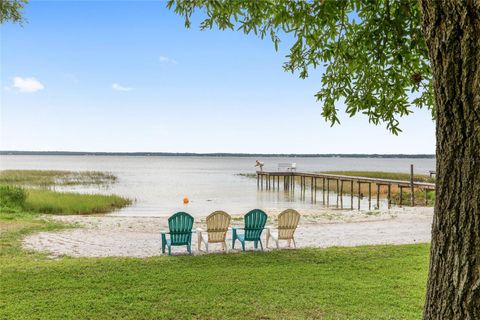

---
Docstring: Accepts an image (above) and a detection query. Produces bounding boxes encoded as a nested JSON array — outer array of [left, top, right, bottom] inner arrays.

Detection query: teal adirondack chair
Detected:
[[232, 209, 268, 251], [161, 212, 194, 255]]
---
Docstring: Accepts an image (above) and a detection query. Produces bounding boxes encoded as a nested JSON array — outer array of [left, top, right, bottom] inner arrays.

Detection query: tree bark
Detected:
[[421, 0, 480, 319]]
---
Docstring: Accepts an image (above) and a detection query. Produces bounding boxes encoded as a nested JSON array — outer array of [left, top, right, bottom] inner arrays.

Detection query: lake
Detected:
[[0, 155, 435, 216]]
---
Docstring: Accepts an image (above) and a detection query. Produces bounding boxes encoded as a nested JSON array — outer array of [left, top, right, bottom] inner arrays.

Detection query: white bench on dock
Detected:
[[278, 163, 296, 172]]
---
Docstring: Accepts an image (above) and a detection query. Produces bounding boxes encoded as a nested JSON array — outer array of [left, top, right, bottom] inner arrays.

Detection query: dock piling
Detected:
[[340, 180, 344, 209], [388, 184, 391, 209], [310, 177, 313, 199], [322, 178, 326, 203], [368, 182, 372, 210], [400, 186, 404, 207], [376, 184, 380, 209], [410, 164, 415, 206], [336, 179, 340, 208], [350, 180, 354, 210], [357, 181, 361, 210], [326, 179, 330, 207]]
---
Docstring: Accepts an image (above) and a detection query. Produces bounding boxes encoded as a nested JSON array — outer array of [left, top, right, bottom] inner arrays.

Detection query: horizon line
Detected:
[[0, 150, 436, 158]]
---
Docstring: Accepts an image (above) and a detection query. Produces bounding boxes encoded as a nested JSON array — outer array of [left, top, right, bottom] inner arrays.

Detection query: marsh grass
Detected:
[[24, 189, 131, 215], [0, 170, 117, 187], [236, 173, 257, 179], [0, 170, 130, 214], [0, 211, 429, 319]]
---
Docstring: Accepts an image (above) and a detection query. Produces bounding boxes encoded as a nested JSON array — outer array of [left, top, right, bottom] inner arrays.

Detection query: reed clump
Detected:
[[22, 189, 131, 215]]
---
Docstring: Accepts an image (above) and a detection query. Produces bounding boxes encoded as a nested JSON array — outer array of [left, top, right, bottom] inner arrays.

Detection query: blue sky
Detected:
[[0, 1, 435, 154]]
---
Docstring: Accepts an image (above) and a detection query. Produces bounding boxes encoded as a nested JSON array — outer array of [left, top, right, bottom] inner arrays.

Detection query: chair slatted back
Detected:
[[206, 211, 231, 243], [278, 209, 300, 240], [168, 212, 194, 245], [244, 209, 267, 241]]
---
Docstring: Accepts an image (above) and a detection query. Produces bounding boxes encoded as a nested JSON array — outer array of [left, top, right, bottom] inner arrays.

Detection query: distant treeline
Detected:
[[0, 151, 435, 159]]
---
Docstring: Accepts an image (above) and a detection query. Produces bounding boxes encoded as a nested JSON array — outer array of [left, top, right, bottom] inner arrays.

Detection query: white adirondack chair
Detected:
[[266, 209, 301, 248], [197, 211, 231, 252]]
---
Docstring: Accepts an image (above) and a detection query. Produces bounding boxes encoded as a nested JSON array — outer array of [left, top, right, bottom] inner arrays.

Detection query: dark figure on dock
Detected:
[[255, 160, 264, 172]]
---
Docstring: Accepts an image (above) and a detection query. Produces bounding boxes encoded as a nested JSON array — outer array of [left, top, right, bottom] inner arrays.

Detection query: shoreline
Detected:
[[23, 207, 433, 258]]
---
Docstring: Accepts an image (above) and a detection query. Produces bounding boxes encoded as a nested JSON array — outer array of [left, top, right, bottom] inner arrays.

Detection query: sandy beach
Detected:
[[23, 207, 433, 258]]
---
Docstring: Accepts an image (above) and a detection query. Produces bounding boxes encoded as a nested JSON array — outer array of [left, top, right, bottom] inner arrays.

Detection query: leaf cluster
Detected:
[[0, 0, 28, 25], [167, 0, 434, 134]]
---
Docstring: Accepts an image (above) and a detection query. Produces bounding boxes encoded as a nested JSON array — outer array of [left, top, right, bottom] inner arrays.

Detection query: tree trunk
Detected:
[[421, 0, 480, 319]]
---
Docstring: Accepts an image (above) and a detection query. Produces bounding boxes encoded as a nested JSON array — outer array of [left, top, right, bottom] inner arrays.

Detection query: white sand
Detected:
[[22, 207, 433, 258]]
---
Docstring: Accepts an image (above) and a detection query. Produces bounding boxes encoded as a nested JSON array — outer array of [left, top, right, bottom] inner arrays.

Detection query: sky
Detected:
[[0, 1, 435, 154]]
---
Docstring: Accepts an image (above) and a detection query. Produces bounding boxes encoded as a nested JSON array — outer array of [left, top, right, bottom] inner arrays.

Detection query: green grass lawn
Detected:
[[0, 211, 429, 320]]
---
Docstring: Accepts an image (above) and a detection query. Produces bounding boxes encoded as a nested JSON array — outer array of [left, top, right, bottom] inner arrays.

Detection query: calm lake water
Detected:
[[0, 155, 435, 216]]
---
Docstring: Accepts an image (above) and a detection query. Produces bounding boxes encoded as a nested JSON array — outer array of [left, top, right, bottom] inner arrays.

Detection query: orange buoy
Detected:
[[183, 196, 189, 204]]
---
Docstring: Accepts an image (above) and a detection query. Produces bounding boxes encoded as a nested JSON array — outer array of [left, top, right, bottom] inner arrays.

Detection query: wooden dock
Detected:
[[256, 171, 435, 210]]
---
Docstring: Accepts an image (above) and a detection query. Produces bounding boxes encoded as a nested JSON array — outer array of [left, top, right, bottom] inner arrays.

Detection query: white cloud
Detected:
[[112, 83, 132, 92], [159, 55, 177, 64], [8, 77, 45, 93]]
